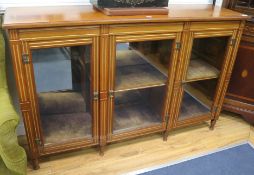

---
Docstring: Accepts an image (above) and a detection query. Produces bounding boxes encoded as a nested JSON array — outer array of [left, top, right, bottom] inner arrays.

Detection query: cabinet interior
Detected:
[[186, 36, 229, 82], [113, 40, 173, 134], [32, 46, 93, 145], [113, 87, 165, 134], [235, 0, 254, 8], [176, 36, 229, 121], [179, 76, 218, 121]]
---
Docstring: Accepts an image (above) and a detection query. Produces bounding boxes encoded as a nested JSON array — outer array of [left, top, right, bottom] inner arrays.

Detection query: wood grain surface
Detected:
[[5, 4, 249, 169], [3, 5, 249, 29], [186, 59, 220, 81]]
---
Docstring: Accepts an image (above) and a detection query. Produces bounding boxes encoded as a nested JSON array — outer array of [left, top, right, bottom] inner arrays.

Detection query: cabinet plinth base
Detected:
[[223, 98, 254, 125]]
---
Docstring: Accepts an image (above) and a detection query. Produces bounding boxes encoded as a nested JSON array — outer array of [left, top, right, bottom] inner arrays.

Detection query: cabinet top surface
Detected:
[[3, 4, 249, 29]]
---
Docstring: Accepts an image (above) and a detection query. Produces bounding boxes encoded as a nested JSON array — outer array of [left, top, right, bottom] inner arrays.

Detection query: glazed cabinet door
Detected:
[[106, 23, 183, 142], [19, 27, 100, 155], [169, 23, 239, 128]]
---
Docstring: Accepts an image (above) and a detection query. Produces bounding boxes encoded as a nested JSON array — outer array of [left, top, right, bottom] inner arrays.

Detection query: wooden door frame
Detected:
[[166, 23, 240, 133], [104, 24, 183, 143], [23, 37, 100, 155], [9, 26, 101, 168]]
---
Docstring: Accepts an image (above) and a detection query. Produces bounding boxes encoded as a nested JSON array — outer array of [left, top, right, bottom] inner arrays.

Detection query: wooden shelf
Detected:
[[42, 112, 92, 145], [131, 49, 168, 76], [116, 50, 147, 67], [113, 102, 161, 134], [115, 50, 167, 92], [184, 84, 213, 108], [179, 92, 210, 121], [38, 92, 92, 145], [186, 59, 220, 82], [113, 87, 163, 134]]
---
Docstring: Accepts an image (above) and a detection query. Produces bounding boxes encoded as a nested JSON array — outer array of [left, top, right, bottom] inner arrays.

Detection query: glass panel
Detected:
[[179, 36, 230, 121], [236, 0, 250, 7], [186, 36, 229, 82], [250, 0, 254, 8], [114, 87, 165, 133], [179, 79, 218, 120], [32, 46, 92, 145], [113, 40, 173, 134]]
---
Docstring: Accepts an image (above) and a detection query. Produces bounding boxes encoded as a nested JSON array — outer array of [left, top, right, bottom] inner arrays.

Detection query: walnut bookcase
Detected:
[[3, 5, 248, 169]]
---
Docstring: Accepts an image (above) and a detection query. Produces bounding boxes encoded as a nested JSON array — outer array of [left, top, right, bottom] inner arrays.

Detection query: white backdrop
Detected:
[[0, 0, 213, 9]]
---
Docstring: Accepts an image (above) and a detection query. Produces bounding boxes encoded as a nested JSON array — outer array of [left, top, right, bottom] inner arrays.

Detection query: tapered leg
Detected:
[[31, 158, 40, 170], [210, 119, 217, 130], [99, 145, 105, 156], [163, 131, 169, 141]]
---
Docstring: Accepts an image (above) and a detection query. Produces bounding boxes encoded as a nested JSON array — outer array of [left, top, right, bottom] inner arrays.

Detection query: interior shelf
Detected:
[[186, 59, 220, 82], [131, 49, 168, 76], [42, 112, 92, 145], [115, 50, 167, 92], [183, 84, 213, 108], [113, 87, 164, 134], [38, 91, 92, 145], [179, 92, 210, 121], [178, 36, 228, 121], [114, 102, 161, 134]]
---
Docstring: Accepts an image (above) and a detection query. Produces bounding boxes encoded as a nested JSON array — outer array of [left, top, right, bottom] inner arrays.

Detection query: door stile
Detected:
[[172, 31, 195, 128], [8, 29, 40, 169], [173, 30, 194, 128], [166, 22, 192, 132], [22, 41, 45, 149], [212, 21, 246, 124], [92, 36, 100, 143], [99, 25, 110, 154], [163, 32, 182, 131], [209, 33, 236, 121], [107, 35, 116, 141]]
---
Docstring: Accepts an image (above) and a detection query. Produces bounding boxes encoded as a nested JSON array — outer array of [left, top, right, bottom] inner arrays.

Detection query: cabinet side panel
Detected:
[[8, 29, 40, 167], [215, 21, 245, 119], [99, 25, 109, 149]]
